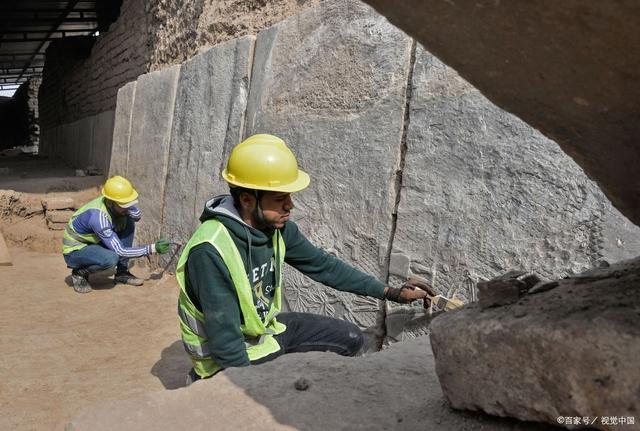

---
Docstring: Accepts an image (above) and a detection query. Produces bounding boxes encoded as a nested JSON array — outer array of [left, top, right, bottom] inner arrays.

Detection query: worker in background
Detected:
[[177, 134, 428, 384], [62, 175, 170, 293]]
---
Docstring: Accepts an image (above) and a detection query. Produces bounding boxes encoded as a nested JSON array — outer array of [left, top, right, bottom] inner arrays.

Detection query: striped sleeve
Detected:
[[127, 205, 142, 222], [94, 211, 151, 258]]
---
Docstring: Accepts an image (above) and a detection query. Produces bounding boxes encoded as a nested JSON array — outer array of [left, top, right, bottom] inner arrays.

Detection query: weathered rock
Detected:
[[42, 196, 75, 211], [360, 0, 640, 228], [386, 47, 640, 339], [245, 0, 412, 333], [47, 220, 67, 231], [160, 36, 254, 257], [430, 258, 640, 430], [126, 65, 180, 244], [16, 196, 44, 217], [109, 81, 136, 177], [46, 210, 74, 224], [67, 337, 553, 431], [477, 271, 541, 309]]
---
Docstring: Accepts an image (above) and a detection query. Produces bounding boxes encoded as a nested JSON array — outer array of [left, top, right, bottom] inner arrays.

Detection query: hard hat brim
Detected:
[[223, 169, 310, 193], [116, 199, 139, 208], [102, 188, 139, 206]]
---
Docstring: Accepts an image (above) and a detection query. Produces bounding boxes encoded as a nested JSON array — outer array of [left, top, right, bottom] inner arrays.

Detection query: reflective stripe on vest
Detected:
[[176, 219, 286, 378], [62, 197, 112, 255]]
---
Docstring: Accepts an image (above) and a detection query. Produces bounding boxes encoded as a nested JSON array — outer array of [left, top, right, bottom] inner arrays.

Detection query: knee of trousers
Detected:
[[104, 251, 120, 268], [344, 324, 364, 355]]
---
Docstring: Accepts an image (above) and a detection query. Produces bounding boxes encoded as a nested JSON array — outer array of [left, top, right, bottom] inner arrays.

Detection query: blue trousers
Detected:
[[63, 217, 135, 274]]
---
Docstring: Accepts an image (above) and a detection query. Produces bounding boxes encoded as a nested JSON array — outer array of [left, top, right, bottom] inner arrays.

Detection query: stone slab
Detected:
[[47, 220, 67, 231], [67, 336, 552, 431], [160, 36, 254, 257], [42, 196, 75, 211], [127, 65, 180, 245], [387, 47, 640, 340], [245, 0, 412, 332], [92, 110, 115, 175], [430, 258, 640, 430], [109, 81, 136, 177], [77, 116, 95, 169], [46, 210, 74, 224], [0, 230, 12, 266]]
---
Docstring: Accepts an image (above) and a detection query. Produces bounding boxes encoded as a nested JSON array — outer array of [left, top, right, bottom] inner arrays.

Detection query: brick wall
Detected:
[[39, 0, 149, 131], [38, 0, 322, 165]]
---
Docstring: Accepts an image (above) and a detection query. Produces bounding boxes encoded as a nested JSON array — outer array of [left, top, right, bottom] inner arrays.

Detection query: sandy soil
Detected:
[[0, 154, 191, 430], [0, 247, 191, 431], [0, 154, 103, 253]]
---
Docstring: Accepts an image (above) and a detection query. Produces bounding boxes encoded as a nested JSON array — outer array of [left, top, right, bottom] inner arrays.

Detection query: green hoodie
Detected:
[[184, 195, 385, 368]]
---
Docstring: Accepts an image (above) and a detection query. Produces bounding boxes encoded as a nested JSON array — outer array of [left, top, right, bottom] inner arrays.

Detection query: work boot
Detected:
[[70, 269, 91, 294], [114, 270, 144, 286]]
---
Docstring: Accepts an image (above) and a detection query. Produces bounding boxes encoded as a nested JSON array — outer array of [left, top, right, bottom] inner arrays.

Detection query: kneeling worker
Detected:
[[63, 175, 170, 293], [178, 134, 428, 383]]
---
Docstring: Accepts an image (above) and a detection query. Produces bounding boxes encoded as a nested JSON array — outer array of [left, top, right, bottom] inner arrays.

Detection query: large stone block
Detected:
[[387, 48, 640, 340], [160, 36, 254, 253], [109, 81, 136, 177], [430, 258, 640, 429], [361, 0, 640, 228], [77, 116, 95, 169], [245, 0, 413, 332], [42, 196, 75, 210], [92, 110, 115, 175], [127, 65, 180, 244]]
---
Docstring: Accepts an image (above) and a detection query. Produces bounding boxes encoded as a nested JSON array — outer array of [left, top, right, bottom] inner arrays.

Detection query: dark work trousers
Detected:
[[251, 311, 364, 364], [186, 312, 364, 384], [63, 217, 135, 274]]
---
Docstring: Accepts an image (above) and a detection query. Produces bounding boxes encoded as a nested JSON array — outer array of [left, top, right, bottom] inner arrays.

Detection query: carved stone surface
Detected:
[[109, 82, 137, 177], [245, 0, 413, 332], [160, 36, 254, 255], [126, 65, 180, 244], [385, 48, 640, 340], [360, 0, 640, 227]]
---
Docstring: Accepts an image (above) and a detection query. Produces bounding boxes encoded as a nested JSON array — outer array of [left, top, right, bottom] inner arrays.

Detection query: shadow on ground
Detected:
[[63, 270, 117, 291], [150, 340, 193, 390]]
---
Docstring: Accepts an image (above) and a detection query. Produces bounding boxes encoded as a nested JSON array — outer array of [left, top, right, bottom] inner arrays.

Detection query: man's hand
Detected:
[[154, 239, 170, 254], [384, 285, 428, 304], [383, 276, 436, 304], [403, 276, 437, 297]]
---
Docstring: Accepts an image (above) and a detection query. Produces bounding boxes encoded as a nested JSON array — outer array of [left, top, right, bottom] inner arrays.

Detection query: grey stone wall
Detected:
[[385, 48, 640, 342], [107, 0, 640, 345], [39, 111, 114, 175], [245, 0, 413, 334]]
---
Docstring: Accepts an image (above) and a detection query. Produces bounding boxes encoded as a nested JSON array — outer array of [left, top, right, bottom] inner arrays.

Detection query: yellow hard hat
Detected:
[[222, 134, 310, 193], [102, 175, 139, 207]]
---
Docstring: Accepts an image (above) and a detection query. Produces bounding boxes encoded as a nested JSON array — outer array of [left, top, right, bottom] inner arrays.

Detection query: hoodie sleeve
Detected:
[[281, 222, 385, 299], [185, 243, 250, 368]]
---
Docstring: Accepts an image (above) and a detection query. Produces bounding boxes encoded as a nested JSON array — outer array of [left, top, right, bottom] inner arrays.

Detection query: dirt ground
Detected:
[[0, 248, 190, 431], [0, 154, 191, 430]]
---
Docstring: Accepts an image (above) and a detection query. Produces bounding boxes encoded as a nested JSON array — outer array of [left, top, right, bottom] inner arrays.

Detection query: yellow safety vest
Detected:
[[176, 219, 286, 378], [62, 197, 112, 254]]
